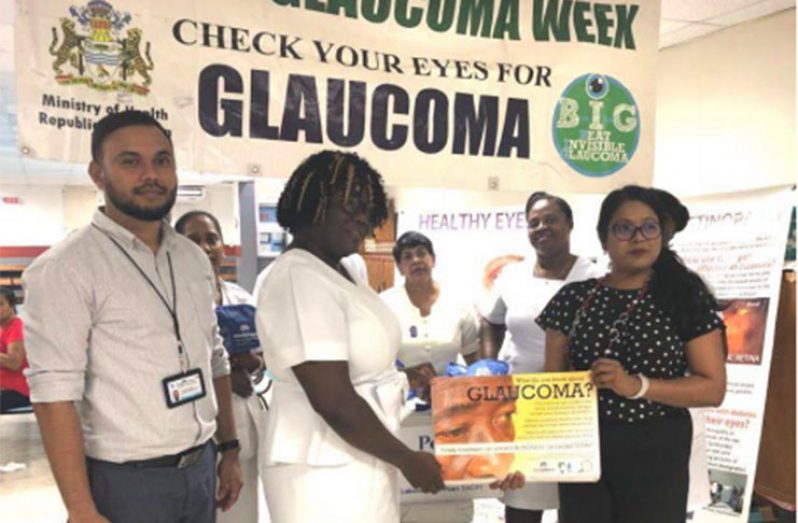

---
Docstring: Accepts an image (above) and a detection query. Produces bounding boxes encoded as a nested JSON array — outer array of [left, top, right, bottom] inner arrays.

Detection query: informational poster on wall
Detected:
[[397, 186, 792, 519], [15, 0, 660, 191], [671, 189, 793, 523]]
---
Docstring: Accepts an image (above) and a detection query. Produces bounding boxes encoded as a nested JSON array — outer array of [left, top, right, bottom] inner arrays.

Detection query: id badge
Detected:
[[162, 368, 207, 409]]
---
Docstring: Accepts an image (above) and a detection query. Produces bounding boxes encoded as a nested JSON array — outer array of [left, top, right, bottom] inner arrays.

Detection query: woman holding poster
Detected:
[[479, 191, 601, 523], [538, 186, 727, 523], [254, 151, 446, 522]]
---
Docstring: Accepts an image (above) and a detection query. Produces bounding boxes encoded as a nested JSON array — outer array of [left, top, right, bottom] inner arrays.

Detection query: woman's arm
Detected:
[[292, 361, 444, 493], [479, 317, 506, 360], [544, 329, 570, 372], [0, 340, 26, 371], [591, 329, 727, 408]]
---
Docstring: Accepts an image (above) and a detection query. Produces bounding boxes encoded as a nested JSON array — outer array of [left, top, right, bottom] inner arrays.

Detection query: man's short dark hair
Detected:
[[392, 231, 435, 263], [91, 110, 172, 161]]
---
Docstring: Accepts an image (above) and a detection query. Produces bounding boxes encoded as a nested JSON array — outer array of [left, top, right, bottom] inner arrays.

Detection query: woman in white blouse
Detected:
[[479, 191, 602, 523], [255, 151, 447, 523], [381, 231, 480, 398], [381, 231, 480, 523]]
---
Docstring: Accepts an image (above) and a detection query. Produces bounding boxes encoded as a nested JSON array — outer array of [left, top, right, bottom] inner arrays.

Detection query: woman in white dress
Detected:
[[479, 192, 602, 523], [175, 210, 270, 523], [380, 231, 480, 523], [255, 151, 447, 523]]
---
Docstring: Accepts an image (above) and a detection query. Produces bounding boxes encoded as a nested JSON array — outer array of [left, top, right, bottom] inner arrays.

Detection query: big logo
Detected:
[[49, 0, 153, 95], [552, 73, 640, 177]]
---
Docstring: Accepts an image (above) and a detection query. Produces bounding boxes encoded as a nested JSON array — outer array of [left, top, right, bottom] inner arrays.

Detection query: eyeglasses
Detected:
[[610, 221, 661, 241]]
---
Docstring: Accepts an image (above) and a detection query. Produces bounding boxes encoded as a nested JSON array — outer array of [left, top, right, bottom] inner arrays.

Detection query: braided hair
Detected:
[[597, 185, 720, 340], [277, 150, 388, 231]]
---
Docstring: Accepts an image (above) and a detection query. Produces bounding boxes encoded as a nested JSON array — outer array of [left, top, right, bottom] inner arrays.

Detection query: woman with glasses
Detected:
[[537, 186, 727, 523]]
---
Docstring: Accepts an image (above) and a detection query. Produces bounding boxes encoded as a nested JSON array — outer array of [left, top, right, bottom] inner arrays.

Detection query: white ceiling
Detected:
[[0, 0, 794, 186]]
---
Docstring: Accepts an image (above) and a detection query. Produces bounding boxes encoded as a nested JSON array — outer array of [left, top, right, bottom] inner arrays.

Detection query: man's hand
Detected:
[[216, 452, 243, 511]]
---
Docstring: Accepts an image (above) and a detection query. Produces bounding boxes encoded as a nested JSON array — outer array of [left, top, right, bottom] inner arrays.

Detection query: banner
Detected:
[[431, 372, 600, 484], [15, 0, 660, 191], [397, 186, 793, 520], [672, 189, 793, 522]]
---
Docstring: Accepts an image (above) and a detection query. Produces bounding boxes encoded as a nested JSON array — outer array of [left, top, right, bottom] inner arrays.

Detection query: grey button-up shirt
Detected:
[[23, 209, 230, 462]]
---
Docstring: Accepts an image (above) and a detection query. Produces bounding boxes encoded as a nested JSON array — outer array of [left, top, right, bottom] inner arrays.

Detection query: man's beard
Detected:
[[105, 179, 177, 222]]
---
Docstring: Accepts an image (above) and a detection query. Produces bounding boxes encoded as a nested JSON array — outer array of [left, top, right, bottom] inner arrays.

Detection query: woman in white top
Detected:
[[479, 191, 602, 523], [381, 231, 480, 396], [175, 210, 269, 523], [255, 151, 448, 523], [380, 231, 479, 523]]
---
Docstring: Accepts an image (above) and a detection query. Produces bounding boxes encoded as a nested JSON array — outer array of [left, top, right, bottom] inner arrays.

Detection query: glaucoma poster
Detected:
[[430, 372, 599, 492]]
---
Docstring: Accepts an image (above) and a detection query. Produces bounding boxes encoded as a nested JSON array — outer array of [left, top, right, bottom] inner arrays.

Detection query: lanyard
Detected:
[[569, 276, 649, 356], [92, 224, 188, 370]]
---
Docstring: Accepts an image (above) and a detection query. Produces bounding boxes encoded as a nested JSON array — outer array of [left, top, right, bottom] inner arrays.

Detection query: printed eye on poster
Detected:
[[16, 0, 660, 192]]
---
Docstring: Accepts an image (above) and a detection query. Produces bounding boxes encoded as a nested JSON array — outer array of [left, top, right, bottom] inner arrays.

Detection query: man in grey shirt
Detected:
[[23, 110, 243, 522]]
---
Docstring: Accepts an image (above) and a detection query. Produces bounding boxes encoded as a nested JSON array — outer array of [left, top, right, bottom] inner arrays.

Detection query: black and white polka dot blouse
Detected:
[[536, 279, 724, 424]]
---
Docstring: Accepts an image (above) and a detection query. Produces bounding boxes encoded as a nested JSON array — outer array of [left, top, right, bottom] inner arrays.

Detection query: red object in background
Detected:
[[1, 196, 22, 205], [722, 298, 769, 365]]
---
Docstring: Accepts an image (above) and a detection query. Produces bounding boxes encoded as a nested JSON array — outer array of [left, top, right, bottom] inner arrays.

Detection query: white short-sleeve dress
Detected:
[[479, 256, 602, 510], [256, 249, 407, 523]]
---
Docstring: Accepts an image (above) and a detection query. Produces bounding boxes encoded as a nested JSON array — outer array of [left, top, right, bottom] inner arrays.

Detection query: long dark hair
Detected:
[[597, 185, 720, 339]]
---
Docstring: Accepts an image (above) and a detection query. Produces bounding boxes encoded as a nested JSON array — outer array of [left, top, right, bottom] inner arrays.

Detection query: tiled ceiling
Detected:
[[0, 0, 794, 186]]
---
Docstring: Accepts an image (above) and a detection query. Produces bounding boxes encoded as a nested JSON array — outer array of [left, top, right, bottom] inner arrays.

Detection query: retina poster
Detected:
[[670, 188, 793, 523]]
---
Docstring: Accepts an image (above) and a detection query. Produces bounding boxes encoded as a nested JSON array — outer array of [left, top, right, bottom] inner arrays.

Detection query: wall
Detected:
[[0, 183, 240, 247], [63, 185, 98, 233], [0, 185, 64, 245], [654, 9, 795, 195], [171, 183, 239, 245]]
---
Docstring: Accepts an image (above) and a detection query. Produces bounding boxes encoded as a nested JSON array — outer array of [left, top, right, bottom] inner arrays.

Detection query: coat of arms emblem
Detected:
[[49, 0, 153, 95]]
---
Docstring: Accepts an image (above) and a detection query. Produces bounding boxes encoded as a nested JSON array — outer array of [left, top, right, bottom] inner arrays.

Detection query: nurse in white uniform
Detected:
[[175, 210, 270, 523], [479, 192, 602, 523], [380, 231, 479, 523], [255, 151, 445, 523]]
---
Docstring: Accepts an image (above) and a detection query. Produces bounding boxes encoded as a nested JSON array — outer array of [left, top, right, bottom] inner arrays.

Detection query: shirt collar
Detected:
[[91, 208, 178, 251]]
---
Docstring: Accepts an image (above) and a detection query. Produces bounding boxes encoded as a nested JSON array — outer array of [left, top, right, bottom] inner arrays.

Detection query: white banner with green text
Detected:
[[16, 0, 659, 191]]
